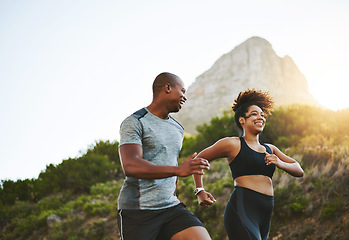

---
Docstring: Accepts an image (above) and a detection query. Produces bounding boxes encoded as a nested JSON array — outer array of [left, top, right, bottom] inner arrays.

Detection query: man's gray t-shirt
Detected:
[[118, 108, 184, 210]]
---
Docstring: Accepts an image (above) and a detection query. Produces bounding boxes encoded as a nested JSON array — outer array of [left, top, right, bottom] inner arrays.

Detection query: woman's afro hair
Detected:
[[232, 89, 275, 115]]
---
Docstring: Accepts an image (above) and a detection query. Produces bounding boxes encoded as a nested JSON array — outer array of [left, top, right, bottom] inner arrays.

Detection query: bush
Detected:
[[273, 182, 308, 220], [36, 195, 64, 212], [82, 200, 113, 217], [78, 219, 111, 240], [49, 215, 84, 240], [90, 181, 123, 201], [320, 197, 343, 219]]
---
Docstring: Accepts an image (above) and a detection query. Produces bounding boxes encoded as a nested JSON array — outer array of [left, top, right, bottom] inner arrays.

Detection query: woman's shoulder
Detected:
[[263, 142, 276, 148], [263, 143, 278, 153], [218, 137, 241, 162], [216, 136, 241, 149]]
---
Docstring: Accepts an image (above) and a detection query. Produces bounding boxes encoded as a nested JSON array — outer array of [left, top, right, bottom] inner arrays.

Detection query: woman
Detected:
[[193, 89, 304, 240]]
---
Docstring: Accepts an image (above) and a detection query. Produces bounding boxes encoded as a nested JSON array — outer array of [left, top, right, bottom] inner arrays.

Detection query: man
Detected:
[[117, 72, 212, 240]]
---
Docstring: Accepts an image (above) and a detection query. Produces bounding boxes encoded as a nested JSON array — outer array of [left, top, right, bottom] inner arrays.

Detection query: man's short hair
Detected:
[[152, 72, 180, 96]]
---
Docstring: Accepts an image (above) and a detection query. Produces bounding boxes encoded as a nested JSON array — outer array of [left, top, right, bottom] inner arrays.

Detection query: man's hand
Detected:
[[177, 153, 210, 177], [197, 191, 216, 208]]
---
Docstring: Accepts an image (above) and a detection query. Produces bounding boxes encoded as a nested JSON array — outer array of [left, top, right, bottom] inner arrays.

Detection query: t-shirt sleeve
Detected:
[[119, 116, 143, 146]]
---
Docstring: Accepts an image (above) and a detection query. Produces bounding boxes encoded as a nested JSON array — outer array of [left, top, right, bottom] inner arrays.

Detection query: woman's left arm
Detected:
[[265, 145, 304, 177]]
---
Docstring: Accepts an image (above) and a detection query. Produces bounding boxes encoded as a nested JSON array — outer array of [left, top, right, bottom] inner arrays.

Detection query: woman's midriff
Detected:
[[234, 175, 274, 196]]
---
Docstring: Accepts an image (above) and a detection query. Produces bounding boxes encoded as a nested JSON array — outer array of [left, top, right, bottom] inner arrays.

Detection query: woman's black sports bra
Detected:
[[229, 137, 275, 179]]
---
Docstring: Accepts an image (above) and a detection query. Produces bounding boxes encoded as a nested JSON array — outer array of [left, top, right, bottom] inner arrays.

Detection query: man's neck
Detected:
[[146, 104, 170, 120]]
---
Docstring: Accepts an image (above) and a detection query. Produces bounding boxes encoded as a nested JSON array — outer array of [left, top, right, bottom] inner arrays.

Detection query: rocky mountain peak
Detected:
[[173, 36, 319, 133]]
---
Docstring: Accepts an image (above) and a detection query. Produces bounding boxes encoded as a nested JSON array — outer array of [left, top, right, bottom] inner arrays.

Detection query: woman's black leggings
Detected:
[[223, 186, 274, 240]]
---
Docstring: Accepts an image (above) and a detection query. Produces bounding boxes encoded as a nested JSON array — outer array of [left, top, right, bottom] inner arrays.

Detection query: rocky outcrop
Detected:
[[173, 36, 319, 133], [47, 214, 62, 228]]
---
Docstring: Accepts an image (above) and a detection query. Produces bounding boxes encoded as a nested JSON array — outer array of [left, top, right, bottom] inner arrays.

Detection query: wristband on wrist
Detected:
[[194, 187, 205, 195]]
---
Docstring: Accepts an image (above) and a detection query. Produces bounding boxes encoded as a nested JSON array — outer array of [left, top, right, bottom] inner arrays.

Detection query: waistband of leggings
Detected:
[[235, 186, 274, 199]]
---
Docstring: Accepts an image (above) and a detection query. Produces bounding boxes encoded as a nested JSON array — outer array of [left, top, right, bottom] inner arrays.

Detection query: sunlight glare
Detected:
[[309, 70, 349, 111]]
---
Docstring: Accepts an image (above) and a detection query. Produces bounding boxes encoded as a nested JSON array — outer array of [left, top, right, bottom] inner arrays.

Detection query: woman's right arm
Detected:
[[193, 137, 238, 207]]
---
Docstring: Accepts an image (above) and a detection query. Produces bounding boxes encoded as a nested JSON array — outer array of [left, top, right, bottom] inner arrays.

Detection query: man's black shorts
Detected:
[[117, 203, 205, 240]]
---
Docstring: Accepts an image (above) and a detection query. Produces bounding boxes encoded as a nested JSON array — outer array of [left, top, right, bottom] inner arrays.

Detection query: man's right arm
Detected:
[[119, 144, 210, 179]]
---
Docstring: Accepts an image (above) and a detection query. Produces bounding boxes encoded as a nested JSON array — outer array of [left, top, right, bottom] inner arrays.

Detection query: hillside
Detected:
[[1, 105, 348, 240]]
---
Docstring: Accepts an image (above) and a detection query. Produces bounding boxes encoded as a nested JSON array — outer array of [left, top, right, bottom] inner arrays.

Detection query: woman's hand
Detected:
[[265, 150, 304, 177], [264, 151, 284, 168], [197, 191, 216, 208]]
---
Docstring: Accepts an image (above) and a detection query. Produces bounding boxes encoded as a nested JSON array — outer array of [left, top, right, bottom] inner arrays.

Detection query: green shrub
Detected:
[[69, 195, 89, 211], [5, 200, 35, 220], [36, 195, 64, 212], [49, 215, 84, 240], [78, 219, 111, 240], [320, 197, 343, 219], [273, 182, 308, 220], [82, 200, 113, 217], [90, 181, 123, 201]]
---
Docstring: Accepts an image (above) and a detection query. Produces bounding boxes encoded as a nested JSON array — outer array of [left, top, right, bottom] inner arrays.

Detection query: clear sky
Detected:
[[1, 0, 348, 181]]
